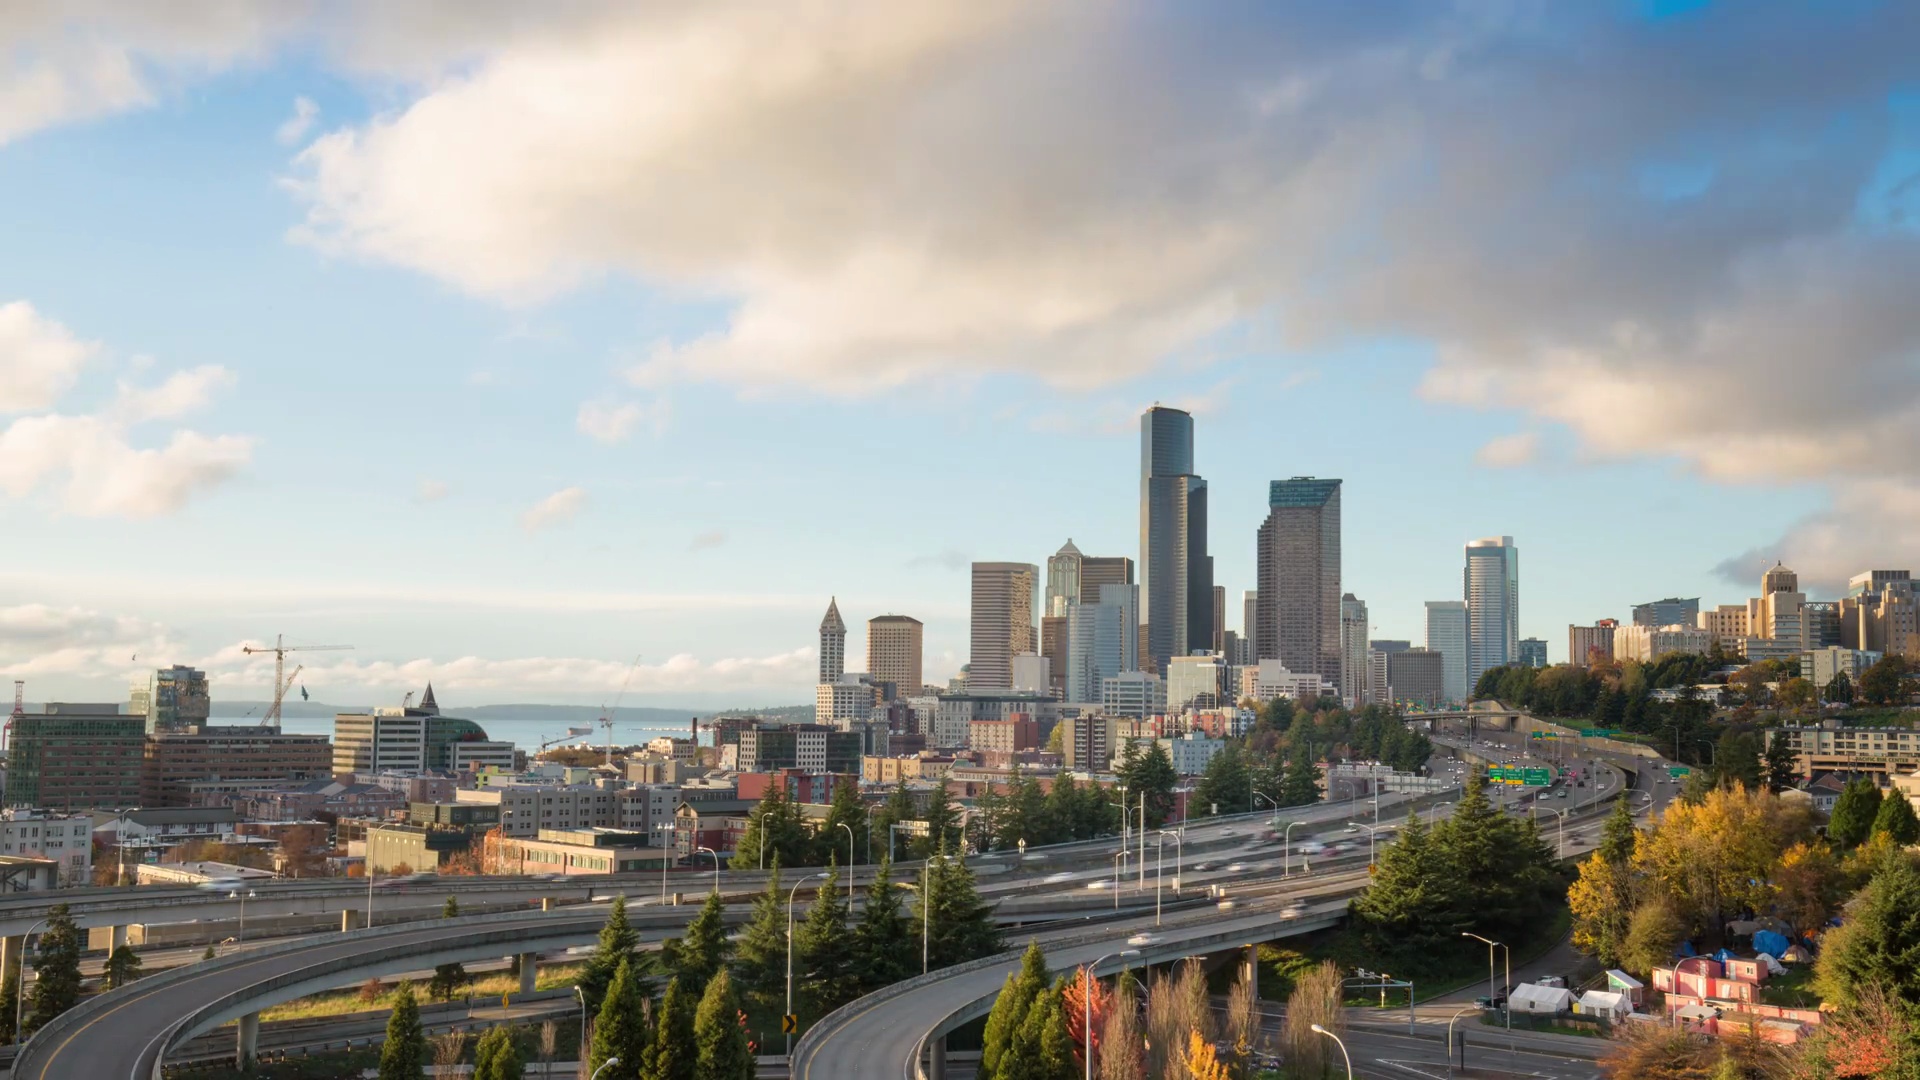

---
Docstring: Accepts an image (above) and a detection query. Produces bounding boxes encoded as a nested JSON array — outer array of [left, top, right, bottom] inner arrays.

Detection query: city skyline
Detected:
[[2, 5, 1916, 706]]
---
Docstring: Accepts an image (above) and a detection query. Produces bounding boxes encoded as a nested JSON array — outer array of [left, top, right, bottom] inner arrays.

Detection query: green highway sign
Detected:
[[1669, 766, 1692, 779], [1486, 765, 1553, 786]]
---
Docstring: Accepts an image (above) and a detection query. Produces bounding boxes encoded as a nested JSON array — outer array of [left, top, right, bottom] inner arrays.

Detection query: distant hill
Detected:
[[217, 701, 815, 724]]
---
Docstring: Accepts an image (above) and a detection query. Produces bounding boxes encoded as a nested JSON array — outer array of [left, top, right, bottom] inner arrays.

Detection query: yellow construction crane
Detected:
[[243, 634, 353, 728]]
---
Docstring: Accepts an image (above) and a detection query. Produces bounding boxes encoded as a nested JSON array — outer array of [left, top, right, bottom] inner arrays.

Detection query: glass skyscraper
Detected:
[[1256, 477, 1343, 689], [1464, 536, 1520, 692], [1139, 406, 1212, 674]]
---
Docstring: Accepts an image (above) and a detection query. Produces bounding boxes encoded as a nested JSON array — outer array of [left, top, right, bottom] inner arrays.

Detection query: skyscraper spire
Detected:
[[819, 598, 847, 684]]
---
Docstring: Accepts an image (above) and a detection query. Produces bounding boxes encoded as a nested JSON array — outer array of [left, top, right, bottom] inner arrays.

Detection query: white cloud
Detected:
[[0, 602, 175, 679], [0, 301, 96, 411], [688, 530, 726, 552], [206, 644, 818, 696], [415, 478, 450, 503], [520, 486, 585, 531], [576, 398, 667, 444], [1473, 432, 1540, 469], [110, 364, 235, 423], [275, 94, 318, 144]]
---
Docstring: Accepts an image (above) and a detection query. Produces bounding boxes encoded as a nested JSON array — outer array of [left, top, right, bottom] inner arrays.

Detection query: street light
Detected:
[[1309, 1024, 1352, 1080], [1426, 803, 1453, 826], [589, 1056, 621, 1079], [836, 823, 857, 900], [573, 986, 590, 1060], [1110, 851, 1128, 910], [366, 860, 377, 928], [1283, 820, 1307, 878], [654, 822, 677, 904], [1082, 950, 1141, 1080], [1252, 790, 1278, 825], [1348, 821, 1382, 866], [786, 872, 829, 1056], [15, 916, 47, 1038], [1541, 806, 1569, 859], [1462, 933, 1510, 1040], [1446, 1005, 1481, 1075], [229, 889, 257, 943], [1157, 830, 1182, 898], [696, 846, 719, 894]]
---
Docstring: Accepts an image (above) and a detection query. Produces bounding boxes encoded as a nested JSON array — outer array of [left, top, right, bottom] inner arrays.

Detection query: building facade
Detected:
[[1614, 624, 1713, 663], [142, 728, 333, 807], [819, 598, 847, 684], [1166, 653, 1228, 712], [1139, 405, 1211, 674], [1367, 639, 1411, 707], [1383, 648, 1445, 709], [8, 704, 145, 811], [1255, 477, 1343, 692], [1425, 601, 1470, 703], [867, 614, 923, 697], [1632, 598, 1701, 629], [1803, 647, 1881, 688], [0, 809, 93, 885], [1465, 537, 1520, 691], [1065, 583, 1138, 704], [1519, 638, 1548, 668], [1101, 672, 1167, 719], [1339, 593, 1368, 706], [1242, 659, 1330, 703], [969, 562, 1038, 691], [1046, 540, 1083, 617], [1697, 607, 1747, 653], [132, 666, 211, 734]]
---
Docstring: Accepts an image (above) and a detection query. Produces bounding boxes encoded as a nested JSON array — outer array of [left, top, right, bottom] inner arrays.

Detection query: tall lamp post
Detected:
[[15, 916, 47, 1039], [1157, 830, 1183, 897], [1463, 933, 1510, 1041], [229, 889, 257, 943], [1447, 1005, 1481, 1075], [1252, 790, 1278, 825], [1541, 807, 1569, 859], [1309, 1024, 1352, 1080], [573, 986, 590, 1060], [654, 822, 676, 904], [1082, 949, 1140, 1080], [696, 846, 719, 894], [836, 823, 857, 900], [786, 872, 828, 1056], [1348, 821, 1382, 866], [1283, 820, 1306, 878]]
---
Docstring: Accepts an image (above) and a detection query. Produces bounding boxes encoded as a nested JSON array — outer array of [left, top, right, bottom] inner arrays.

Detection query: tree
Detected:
[[665, 890, 730, 996], [1830, 778, 1885, 850], [1429, 775, 1560, 942], [1874, 791, 1920, 846], [919, 777, 962, 857], [0, 968, 17, 1044], [1762, 735, 1799, 794], [1117, 742, 1178, 827], [442, 895, 460, 918], [693, 970, 754, 1080], [1630, 783, 1818, 947], [732, 865, 788, 1019], [1771, 841, 1845, 938], [731, 786, 812, 870], [815, 778, 867, 866], [1276, 740, 1321, 808], [1776, 677, 1816, 714], [1181, 1032, 1232, 1080], [1191, 742, 1251, 817], [579, 894, 641, 1011], [1825, 670, 1855, 705], [918, 845, 1001, 970], [590, 958, 650, 1080], [1283, 961, 1343, 1080], [103, 945, 143, 990], [1569, 851, 1637, 970], [1061, 967, 1110, 1075], [1006, 979, 1075, 1080], [26, 904, 81, 1032], [1711, 731, 1762, 791], [472, 1025, 524, 1080], [795, 859, 857, 1016], [378, 982, 426, 1080], [648, 977, 698, 1080], [1351, 814, 1463, 954], [981, 943, 1050, 1080], [1813, 854, 1920, 1009], [853, 858, 913, 992], [1620, 900, 1688, 978], [1600, 797, 1640, 864], [1859, 654, 1911, 707], [1097, 973, 1142, 1080], [1597, 1022, 1720, 1079], [872, 782, 918, 861]]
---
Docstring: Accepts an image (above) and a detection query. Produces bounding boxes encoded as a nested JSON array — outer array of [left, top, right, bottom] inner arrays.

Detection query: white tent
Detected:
[[1507, 983, 1574, 1015], [1577, 990, 1631, 1021]]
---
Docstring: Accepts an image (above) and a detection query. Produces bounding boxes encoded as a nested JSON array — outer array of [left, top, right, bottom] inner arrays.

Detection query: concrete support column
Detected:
[[0, 935, 23, 977], [109, 925, 128, 951], [927, 1036, 947, 1080], [1243, 944, 1259, 1003], [518, 953, 538, 995], [340, 910, 361, 933], [236, 1011, 260, 1067], [540, 897, 555, 912]]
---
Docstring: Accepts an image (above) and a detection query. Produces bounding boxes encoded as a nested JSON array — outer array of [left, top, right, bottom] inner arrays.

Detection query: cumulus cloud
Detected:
[[520, 485, 585, 531], [208, 645, 818, 696], [576, 397, 667, 444], [0, 301, 96, 410], [275, 94, 318, 144], [1474, 432, 1540, 470], [0, 602, 175, 678], [110, 365, 236, 423]]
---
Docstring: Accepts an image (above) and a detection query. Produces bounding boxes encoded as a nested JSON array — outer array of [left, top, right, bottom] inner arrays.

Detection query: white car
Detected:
[[1216, 899, 1237, 911], [1225, 863, 1247, 872], [1281, 901, 1307, 920], [1043, 872, 1075, 884], [1127, 933, 1158, 946], [1298, 842, 1325, 856], [1087, 880, 1113, 890], [197, 876, 245, 893]]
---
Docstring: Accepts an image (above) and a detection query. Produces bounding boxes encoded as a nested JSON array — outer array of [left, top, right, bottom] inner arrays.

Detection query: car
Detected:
[[1043, 872, 1075, 884], [196, 876, 245, 893], [1127, 933, 1158, 946], [1344, 823, 1360, 833], [1298, 842, 1324, 855], [1087, 880, 1113, 890], [1216, 899, 1237, 910], [1225, 863, 1246, 872], [1558, 789, 1568, 798], [1280, 901, 1307, 920], [1190, 862, 1211, 873]]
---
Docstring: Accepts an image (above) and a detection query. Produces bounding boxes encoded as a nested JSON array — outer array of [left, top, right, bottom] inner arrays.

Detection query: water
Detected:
[[211, 715, 709, 753]]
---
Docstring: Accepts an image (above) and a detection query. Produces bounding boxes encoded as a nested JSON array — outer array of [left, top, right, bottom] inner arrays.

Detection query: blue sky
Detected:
[[0, 3, 1914, 707]]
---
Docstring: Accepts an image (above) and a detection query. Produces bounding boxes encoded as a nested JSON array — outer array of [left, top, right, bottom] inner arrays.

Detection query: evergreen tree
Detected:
[[1812, 855, 1920, 1009], [1276, 741, 1321, 808], [873, 783, 918, 862], [732, 864, 788, 1017], [1763, 735, 1800, 794], [1712, 731, 1762, 790], [648, 977, 698, 1080], [591, 957, 651, 1080], [1005, 979, 1075, 1080], [1829, 778, 1884, 849], [693, 970, 754, 1080], [1043, 773, 1082, 841], [919, 844, 1002, 971], [920, 777, 962, 857], [854, 858, 913, 992], [666, 890, 731, 996], [103, 945, 143, 989], [443, 895, 460, 918], [815, 778, 867, 866], [1874, 792, 1920, 846], [1859, 655, 1910, 707], [579, 894, 641, 1011], [1599, 796, 1639, 865], [1825, 670, 1855, 705], [0, 967, 17, 1044], [795, 859, 857, 1015], [472, 1025, 524, 1080], [26, 903, 81, 1033], [377, 982, 426, 1080], [1350, 814, 1462, 954], [1117, 742, 1178, 827], [731, 787, 812, 869], [1191, 742, 1251, 817], [981, 943, 1050, 1079], [1430, 775, 1559, 941]]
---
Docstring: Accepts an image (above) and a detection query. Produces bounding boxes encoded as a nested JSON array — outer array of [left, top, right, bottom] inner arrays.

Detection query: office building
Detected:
[[1425, 600, 1470, 703], [141, 728, 333, 807], [1242, 659, 1330, 703], [499, 828, 670, 876], [1339, 594, 1368, 706], [1384, 649, 1445, 709], [1065, 583, 1139, 704], [130, 666, 211, 734], [0, 809, 93, 886], [1040, 614, 1069, 697], [819, 598, 847, 684], [1166, 653, 1228, 713], [1367, 639, 1411, 707], [1046, 540, 1084, 616], [734, 724, 862, 775], [1256, 478, 1342, 695], [1841, 571, 1917, 658], [333, 688, 495, 776], [1116, 733, 1226, 777], [1766, 725, 1920, 784], [1102, 671, 1167, 719], [1010, 654, 1052, 695], [969, 716, 1039, 755], [457, 785, 620, 837], [969, 562, 1038, 691], [933, 692, 1057, 748], [1139, 405, 1212, 673], [1804, 647, 1881, 689], [1212, 585, 1228, 653], [1079, 556, 1135, 603], [1465, 536, 1521, 689], [867, 614, 923, 698], [815, 674, 876, 726], [1614, 624, 1713, 663], [1748, 563, 1804, 642], [1242, 591, 1259, 662], [7, 703, 144, 811], [1519, 638, 1548, 668], [1697, 607, 1747, 653], [1568, 620, 1618, 667], [1632, 598, 1701, 629]]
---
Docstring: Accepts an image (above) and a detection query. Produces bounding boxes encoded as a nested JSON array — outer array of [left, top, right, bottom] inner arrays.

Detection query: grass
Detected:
[[257, 961, 589, 1022], [1759, 964, 1820, 1009]]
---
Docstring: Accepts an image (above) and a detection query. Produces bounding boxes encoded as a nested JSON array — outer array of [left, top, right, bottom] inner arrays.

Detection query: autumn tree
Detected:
[[1620, 900, 1688, 978], [1061, 966, 1110, 1074], [1097, 974, 1142, 1080], [1771, 842, 1845, 938], [1629, 783, 1816, 948], [1283, 961, 1343, 1080]]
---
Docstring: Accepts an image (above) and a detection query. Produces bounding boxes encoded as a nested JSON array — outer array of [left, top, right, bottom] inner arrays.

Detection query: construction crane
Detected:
[[597, 654, 644, 767], [243, 634, 353, 728], [539, 726, 596, 752]]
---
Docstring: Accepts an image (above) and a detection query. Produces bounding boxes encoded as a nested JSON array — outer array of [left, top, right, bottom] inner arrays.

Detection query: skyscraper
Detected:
[[1242, 590, 1259, 660], [1425, 600, 1469, 703], [1079, 556, 1135, 603], [867, 615, 923, 697], [1139, 406, 1211, 673], [1631, 597, 1700, 628], [1066, 583, 1138, 703], [1339, 594, 1368, 707], [970, 562, 1038, 691], [1045, 540, 1084, 617], [1213, 585, 1227, 653], [1464, 536, 1520, 691], [819, 598, 847, 684], [1256, 477, 1342, 689]]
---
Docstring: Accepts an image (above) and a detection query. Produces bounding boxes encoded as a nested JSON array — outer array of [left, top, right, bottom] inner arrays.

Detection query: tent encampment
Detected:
[[1508, 983, 1574, 1015]]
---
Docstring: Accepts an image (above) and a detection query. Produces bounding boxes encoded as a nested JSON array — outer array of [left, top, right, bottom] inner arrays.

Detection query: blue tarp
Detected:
[[1712, 948, 1737, 963], [1753, 931, 1791, 958], [1678, 941, 1697, 957]]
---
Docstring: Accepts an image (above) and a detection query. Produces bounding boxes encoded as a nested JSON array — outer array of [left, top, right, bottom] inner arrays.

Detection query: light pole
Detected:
[[1082, 949, 1140, 1080], [1463, 933, 1510, 1040], [865, 805, 879, 863], [1349, 821, 1381, 866], [230, 889, 257, 943], [655, 822, 676, 904], [1427, 803, 1452, 826], [589, 1055, 621, 1079], [696, 846, 719, 894], [367, 860, 377, 928], [15, 916, 47, 1038], [1309, 1024, 1352, 1080], [1542, 807, 1569, 859], [1447, 1006, 1481, 1076], [1110, 851, 1127, 910], [1252, 790, 1277, 824], [836, 823, 857, 900], [786, 872, 828, 1056], [1283, 820, 1306, 878], [573, 986, 590, 1058], [1157, 830, 1182, 896]]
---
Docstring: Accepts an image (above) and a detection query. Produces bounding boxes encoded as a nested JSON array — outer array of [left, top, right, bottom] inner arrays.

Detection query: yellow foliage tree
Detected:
[[1568, 851, 1635, 968], [1181, 1031, 1231, 1080], [1630, 783, 1816, 945]]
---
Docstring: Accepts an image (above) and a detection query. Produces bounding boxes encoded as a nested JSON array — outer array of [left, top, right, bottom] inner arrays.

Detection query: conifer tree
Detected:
[[920, 777, 962, 857], [854, 858, 913, 992], [1872, 791, 1920, 846], [1277, 741, 1321, 808], [919, 844, 1001, 971], [472, 1025, 524, 1080], [590, 957, 650, 1080], [647, 977, 697, 1080], [1598, 796, 1639, 864], [666, 890, 731, 996], [579, 894, 641, 1010], [103, 945, 143, 989], [732, 862, 788, 1019], [1829, 778, 1883, 849], [1006, 979, 1075, 1080], [693, 971, 754, 1080], [816, 778, 868, 865], [796, 858, 857, 1015], [981, 943, 1050, 1079], [0, 967, 17, 1044], [377, 982, 426, 1080], [26, 903, 81, 1033]]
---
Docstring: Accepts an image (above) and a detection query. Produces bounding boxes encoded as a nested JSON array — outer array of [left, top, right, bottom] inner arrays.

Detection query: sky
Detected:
[[1, 1, 1917, 709]]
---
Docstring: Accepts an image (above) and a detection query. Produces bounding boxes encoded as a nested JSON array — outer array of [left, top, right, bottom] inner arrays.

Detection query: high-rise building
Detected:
[[1166, 653, 1228, 713], [7, 703, 145, 811], [819, 598, 847, 684], [1140, 406, 1211, 673], [1040, 614, 1069, 697], [1615, 624, 1713, 662], [1748, 563, 1807, 645], [1632, 597, 1700, 629], [334, 690, 498, 776], [867, 614, 923, 697], [1464, 536, 1520, 690], [1425, 600, 1470, 703], [1242, 591, 1259, 660], [1569, 620, 1619, 666], [131, 666, 210, 734], [1519, 638, 1548, 668], [1384, 648, 1445, 709], [1841, 570, 1917, 658], [1046, 540, 1084, 617], [1256, 477, 1343, 692], [1697, 607, 1747, 653], [1212, 585, 1227, 653], [969, 562, 1038, 691], [1079, 556, 1135, 604], [1367, 639, 1411, 707], [1339, 594, 1368, 706], [1066, 583, 1139, 703]]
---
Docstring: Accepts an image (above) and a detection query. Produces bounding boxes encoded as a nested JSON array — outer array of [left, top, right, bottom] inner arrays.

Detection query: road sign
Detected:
[[782, 1014, 799, 1034], [1669, 766, 1692, 779]]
